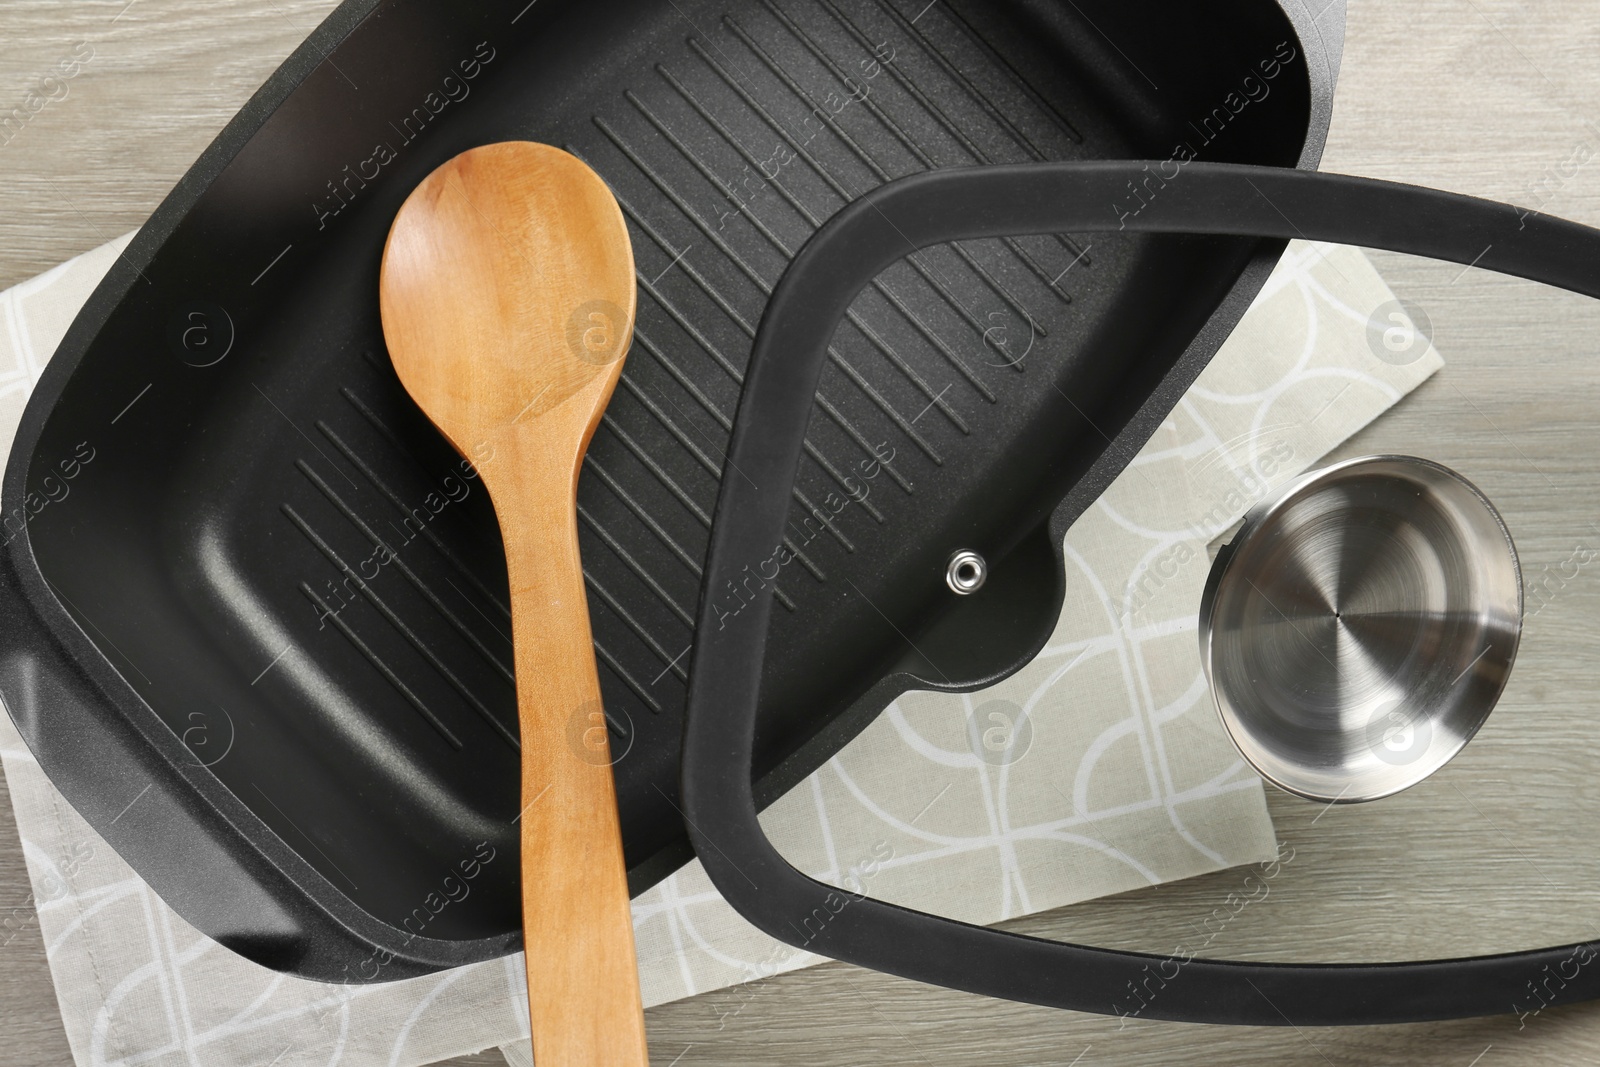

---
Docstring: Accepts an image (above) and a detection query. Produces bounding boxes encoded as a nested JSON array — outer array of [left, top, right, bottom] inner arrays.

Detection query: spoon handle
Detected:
[[503, 467, 648, 1066]]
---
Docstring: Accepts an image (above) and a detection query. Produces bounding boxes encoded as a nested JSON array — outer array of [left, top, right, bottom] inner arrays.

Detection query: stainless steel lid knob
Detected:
[[1198, 455, 1522, 803]]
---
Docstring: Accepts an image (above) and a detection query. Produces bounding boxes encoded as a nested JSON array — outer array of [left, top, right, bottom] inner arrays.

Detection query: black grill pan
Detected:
[[0, 0, 1324, 980]]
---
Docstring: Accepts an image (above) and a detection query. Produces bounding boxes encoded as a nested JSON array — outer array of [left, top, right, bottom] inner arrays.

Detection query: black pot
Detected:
[[0, 0, 1332, 981]]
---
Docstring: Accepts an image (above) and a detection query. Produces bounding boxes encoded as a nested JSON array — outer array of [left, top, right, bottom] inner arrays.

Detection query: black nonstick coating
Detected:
[[0, 0, 1313, 979]]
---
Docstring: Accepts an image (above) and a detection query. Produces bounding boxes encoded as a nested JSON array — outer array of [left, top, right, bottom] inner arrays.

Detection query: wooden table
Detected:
[[6, 0, 1600, 1063]]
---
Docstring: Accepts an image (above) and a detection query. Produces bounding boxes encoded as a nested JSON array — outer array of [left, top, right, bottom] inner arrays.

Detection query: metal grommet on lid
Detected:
[[946, 550, 987, 595]]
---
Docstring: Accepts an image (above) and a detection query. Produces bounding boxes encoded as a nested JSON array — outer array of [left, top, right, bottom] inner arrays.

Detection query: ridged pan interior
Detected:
[[24, 0, 1308, 949]]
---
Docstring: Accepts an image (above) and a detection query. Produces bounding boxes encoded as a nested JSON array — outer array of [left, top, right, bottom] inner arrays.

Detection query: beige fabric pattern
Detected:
[[0, 235, 1439, 1065]]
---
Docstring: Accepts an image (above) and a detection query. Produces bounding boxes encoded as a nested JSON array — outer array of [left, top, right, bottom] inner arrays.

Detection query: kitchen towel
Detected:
[[0, 234, 1440, 1066]]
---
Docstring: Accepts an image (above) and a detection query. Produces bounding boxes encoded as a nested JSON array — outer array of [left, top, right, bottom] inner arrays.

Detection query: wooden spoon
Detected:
[[379, 142, 646, 1066]]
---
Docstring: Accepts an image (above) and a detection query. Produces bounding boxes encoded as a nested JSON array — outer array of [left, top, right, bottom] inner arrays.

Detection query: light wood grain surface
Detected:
[[6, 0, 1600, 1064]]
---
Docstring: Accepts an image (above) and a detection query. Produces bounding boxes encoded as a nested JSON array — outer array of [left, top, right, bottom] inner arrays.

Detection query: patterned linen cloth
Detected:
[[0, 235, 1440, 1065]]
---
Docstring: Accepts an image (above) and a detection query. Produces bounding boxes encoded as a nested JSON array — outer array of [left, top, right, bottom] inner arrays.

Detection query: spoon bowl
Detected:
[[381, 142, 634, 452]]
